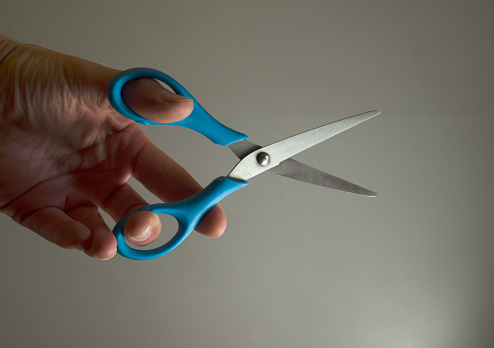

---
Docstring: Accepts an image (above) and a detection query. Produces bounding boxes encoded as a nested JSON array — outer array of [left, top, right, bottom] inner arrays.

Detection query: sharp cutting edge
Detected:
[[228, 111, 380, 196]]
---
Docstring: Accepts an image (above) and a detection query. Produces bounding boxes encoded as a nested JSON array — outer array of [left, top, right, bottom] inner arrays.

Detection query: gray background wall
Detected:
[[1, 1, 494, 347]]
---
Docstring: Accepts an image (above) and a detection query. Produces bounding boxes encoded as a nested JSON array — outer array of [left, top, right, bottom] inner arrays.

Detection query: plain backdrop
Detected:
[[1, 1, 494, 347]]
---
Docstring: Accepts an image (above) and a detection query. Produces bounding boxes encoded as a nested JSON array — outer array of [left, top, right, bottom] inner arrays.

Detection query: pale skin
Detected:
[[0, 35, 227, 259]]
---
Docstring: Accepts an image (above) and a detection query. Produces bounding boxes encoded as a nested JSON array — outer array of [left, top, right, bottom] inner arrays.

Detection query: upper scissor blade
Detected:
[[228, 110, 380, 181], [262, 110, 380, 166], [269, 158, 377, 197]]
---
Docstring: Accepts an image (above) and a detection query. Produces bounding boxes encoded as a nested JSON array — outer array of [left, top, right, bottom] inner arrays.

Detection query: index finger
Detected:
[[132, 141, 227, 238]]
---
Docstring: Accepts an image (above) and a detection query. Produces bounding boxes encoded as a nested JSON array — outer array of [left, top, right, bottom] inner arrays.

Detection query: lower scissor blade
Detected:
[[269, 158, 377, 197]]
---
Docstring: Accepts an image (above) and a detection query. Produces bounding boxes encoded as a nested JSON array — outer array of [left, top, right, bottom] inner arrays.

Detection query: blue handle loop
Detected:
[[113, 177, 248, 260], [108, 67, 247, 146]]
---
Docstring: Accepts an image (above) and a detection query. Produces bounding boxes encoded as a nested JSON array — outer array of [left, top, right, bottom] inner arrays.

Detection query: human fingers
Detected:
[[20, 207, 92, 253], [92, 181, 162, 246], [133, 141, 227, 238], [66, 206, 117, 260], [82, 65, 194, 124], [120, 77, 194, 123]]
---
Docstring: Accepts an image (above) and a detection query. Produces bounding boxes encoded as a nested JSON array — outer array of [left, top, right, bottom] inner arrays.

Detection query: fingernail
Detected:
[[160, 92, 191, 104], [131, 224, 152, 242]]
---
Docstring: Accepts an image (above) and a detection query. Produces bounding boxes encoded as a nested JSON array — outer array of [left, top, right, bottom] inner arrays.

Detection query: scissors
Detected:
[[108, 68, 380, 260]]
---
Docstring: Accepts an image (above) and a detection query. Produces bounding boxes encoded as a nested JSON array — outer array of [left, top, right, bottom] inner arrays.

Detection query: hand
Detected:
[[0, 37, 226, 259]]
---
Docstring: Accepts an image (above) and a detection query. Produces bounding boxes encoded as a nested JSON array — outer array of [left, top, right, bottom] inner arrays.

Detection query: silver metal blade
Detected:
[[227, 139, 262, 159], [269, 158, 377, 197], [228, 140, 377, 196], [228, 110, 380, 181]]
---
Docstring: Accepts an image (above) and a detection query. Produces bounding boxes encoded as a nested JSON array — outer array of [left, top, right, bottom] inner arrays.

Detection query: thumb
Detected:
[[88, 64, 194, 124], [120, 77, 194, 123]]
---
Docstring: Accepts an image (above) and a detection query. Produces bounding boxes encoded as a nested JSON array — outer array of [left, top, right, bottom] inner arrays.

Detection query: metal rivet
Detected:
[[256, 152, 270, 166]]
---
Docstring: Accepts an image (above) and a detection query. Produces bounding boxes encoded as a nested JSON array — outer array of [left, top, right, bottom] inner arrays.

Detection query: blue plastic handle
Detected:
[[113, 176, 248, 260], [108, 67, 247, 146]]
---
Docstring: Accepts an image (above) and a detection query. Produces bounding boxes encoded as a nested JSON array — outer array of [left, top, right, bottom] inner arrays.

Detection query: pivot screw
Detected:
[[256, 152, 270, 166]]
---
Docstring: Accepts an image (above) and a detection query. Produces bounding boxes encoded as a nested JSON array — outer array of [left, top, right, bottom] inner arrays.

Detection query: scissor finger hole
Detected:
[[123, 76, 176, 98], [119, 78, 180, 123], [123, 211, 179, 250]]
